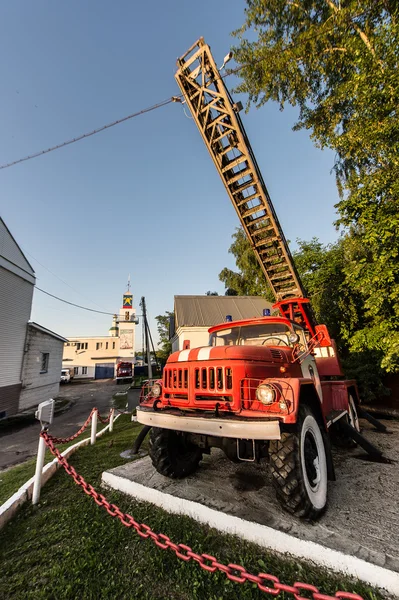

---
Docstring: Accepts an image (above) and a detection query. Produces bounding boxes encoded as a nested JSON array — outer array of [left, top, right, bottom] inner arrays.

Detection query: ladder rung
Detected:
[[254, 236, 279, 248], [247, 215, 271, 228], [270, 273, 294, 283], [221, 156, 247, 174], [236, 192, 261, 207], [226, 167, 253, 185], [241, 205, 265, 219], [213, 128, 235, 144], [267, 264, 290, 274], [218, 145, 235, 157], [231, 179, 258, 195]]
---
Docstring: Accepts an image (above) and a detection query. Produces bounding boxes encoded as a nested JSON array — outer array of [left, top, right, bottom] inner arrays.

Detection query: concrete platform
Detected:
[[102, 419, 399, 595]]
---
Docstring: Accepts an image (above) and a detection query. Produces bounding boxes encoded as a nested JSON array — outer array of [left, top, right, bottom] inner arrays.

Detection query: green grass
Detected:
[[0, 416, 384, 600]]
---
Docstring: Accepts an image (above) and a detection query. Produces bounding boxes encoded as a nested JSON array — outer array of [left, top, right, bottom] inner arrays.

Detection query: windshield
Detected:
[[209, 323, 303, 348]]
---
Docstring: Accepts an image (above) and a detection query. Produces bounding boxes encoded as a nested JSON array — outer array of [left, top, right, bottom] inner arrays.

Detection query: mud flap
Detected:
[[321, 428, 336, 481]]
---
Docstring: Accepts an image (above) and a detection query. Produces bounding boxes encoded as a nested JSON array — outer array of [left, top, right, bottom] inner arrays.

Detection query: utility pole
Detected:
[[140, 297, 153, 380]]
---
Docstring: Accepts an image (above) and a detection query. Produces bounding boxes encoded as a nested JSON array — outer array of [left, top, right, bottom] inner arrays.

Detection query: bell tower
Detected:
[[117, 276, 137, 361]]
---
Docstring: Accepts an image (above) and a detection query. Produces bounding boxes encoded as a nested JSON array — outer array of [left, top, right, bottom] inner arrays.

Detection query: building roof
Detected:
[[28, 322, 68, 343], [174, 295, 273, 329], [0, 217, 35, 284]]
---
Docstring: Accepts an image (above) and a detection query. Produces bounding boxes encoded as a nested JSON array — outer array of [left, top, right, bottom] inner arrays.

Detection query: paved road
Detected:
[[0, 380, 140, 471]]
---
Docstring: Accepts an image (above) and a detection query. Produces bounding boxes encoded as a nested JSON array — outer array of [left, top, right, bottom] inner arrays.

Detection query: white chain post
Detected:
[[32, 399, 55, 505], [32, 435, 46, 505], [109, 408, 115, 433], [91, 408, 98, 445]]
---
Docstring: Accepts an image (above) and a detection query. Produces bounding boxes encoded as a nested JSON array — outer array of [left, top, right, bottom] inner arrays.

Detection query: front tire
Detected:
[[149, 427, 203, 478], [269, 405, 328, 520]]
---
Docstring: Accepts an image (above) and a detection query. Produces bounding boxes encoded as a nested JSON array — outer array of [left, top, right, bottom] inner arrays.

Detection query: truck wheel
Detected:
[[269, 405, 328, 520], [149, 428, 203, 478]]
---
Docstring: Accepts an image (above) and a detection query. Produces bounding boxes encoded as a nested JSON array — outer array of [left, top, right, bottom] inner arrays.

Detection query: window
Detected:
[[40, 353, 49, 373], [85, 343, 88, 349], [106, 342, 108, 350], [74, 367, 79, 375], [82, 367, 87, 375], [112, 342, 115, 349], [96, 342, 103, 350]]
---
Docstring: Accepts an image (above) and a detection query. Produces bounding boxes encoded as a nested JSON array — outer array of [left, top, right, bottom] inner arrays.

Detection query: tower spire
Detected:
[[127, 274, 131, 293]]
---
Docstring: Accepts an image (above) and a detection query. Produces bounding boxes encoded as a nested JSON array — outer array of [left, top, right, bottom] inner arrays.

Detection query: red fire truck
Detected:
[[115, 361, 133, 384], [136, 38, 384, 519]]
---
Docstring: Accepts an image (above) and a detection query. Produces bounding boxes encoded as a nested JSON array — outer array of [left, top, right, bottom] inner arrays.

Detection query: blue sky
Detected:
[[0, 1, 341, 349]]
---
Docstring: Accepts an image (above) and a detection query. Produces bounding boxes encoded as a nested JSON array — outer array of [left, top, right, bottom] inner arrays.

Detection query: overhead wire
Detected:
[[0, 19, 358, 172], [23, 247, 113, 313], [0, 97, 175, 170], [35, 286, 116, 315]]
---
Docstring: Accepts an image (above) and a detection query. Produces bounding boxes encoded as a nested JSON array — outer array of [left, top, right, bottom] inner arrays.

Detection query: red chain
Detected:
[[40, 431, 364, 600], [97, 409, 113, 424], [45, 408, 96, 444]]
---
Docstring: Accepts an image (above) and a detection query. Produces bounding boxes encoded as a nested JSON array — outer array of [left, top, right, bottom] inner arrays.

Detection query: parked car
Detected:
[[61, 369, 71, 384]]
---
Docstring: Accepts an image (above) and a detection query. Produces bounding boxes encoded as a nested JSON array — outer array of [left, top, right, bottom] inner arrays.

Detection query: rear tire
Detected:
[[149, 427, 203, 478], [269, 405, 328, 520]]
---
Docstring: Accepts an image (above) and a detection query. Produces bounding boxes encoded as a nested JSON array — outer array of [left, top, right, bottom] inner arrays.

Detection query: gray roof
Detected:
[[29, 322, 68, 343], [174, 296, 273, 329], [0, 218, 35, 277]]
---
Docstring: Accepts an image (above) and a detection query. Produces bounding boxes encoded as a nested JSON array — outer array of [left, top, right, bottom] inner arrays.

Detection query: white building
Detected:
[[62, 288, 137, 379], [0, 218, 66, 417], [20, 323, 67, 411], [170, 295, 274, 353]]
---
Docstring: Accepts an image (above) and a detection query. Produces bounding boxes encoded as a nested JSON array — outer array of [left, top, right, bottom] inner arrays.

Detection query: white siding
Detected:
[[0, 219, 34, 276], [174, 327, 210, 351], [0, 267, 33, 388], [20, 326, 64, 411]]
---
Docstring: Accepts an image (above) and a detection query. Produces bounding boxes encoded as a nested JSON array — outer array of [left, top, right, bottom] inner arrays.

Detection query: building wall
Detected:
[[0, 267, 34, 417], [63, 337, 120, 378], [19, 327, 64, 411], [171, 327, 210, 353]]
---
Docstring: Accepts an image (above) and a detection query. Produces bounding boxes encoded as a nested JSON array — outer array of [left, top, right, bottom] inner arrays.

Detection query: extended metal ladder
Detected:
[[175, 38, 305, 301]]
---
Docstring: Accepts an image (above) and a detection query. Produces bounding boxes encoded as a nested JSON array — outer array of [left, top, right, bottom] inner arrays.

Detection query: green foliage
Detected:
[[219, 228, 389, 401], [155, 311, 174, 362], [206, 291, 219, 295], [219, 228, 274, 301], [233, 1, 399, 372]]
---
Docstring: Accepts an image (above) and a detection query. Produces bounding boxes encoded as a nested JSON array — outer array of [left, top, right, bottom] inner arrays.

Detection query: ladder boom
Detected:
[[175, 38, 305, 302]]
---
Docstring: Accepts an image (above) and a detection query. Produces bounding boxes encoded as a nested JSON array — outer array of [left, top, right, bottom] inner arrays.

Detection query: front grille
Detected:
[[164, 368, 189, 390], [194, 366, 233, 391]]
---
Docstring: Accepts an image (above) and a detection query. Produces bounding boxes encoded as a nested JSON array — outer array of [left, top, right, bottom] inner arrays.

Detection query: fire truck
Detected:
[[136, 38, 384, 519]]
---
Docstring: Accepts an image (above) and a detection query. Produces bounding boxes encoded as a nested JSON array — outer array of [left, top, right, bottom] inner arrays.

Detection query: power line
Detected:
[[0, 97, 176, 170], [0, 20, 365, 172], [35, 286, 115, 315], [23, 247, 112, 313]]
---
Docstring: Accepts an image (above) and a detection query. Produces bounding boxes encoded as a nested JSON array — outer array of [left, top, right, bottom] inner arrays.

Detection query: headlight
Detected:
[[256, 384, 276, 405], [151, 382, 162, 397]]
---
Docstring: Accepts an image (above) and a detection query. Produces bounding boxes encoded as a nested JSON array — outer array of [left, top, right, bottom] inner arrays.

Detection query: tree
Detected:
[[205, 291, 219, 296], [219, 227, 274, 301], [155, 311, 174, 362], [219, 227, 388, 401], [233, 1, 399, 372]]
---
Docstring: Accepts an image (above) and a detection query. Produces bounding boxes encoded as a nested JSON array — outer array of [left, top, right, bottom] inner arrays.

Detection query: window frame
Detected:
[[40, 352, 49, 374]]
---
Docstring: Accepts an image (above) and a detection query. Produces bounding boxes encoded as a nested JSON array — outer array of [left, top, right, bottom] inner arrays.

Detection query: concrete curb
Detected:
[[0, 414, 121, 531], [102, 470, 399, 597]]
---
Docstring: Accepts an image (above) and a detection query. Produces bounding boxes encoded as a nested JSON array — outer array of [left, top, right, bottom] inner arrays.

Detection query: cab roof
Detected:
[[208, 316, 302, 334]]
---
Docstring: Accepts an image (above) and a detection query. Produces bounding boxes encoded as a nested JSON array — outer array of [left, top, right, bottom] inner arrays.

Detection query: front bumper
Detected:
[[136, 407, 281, 440]]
